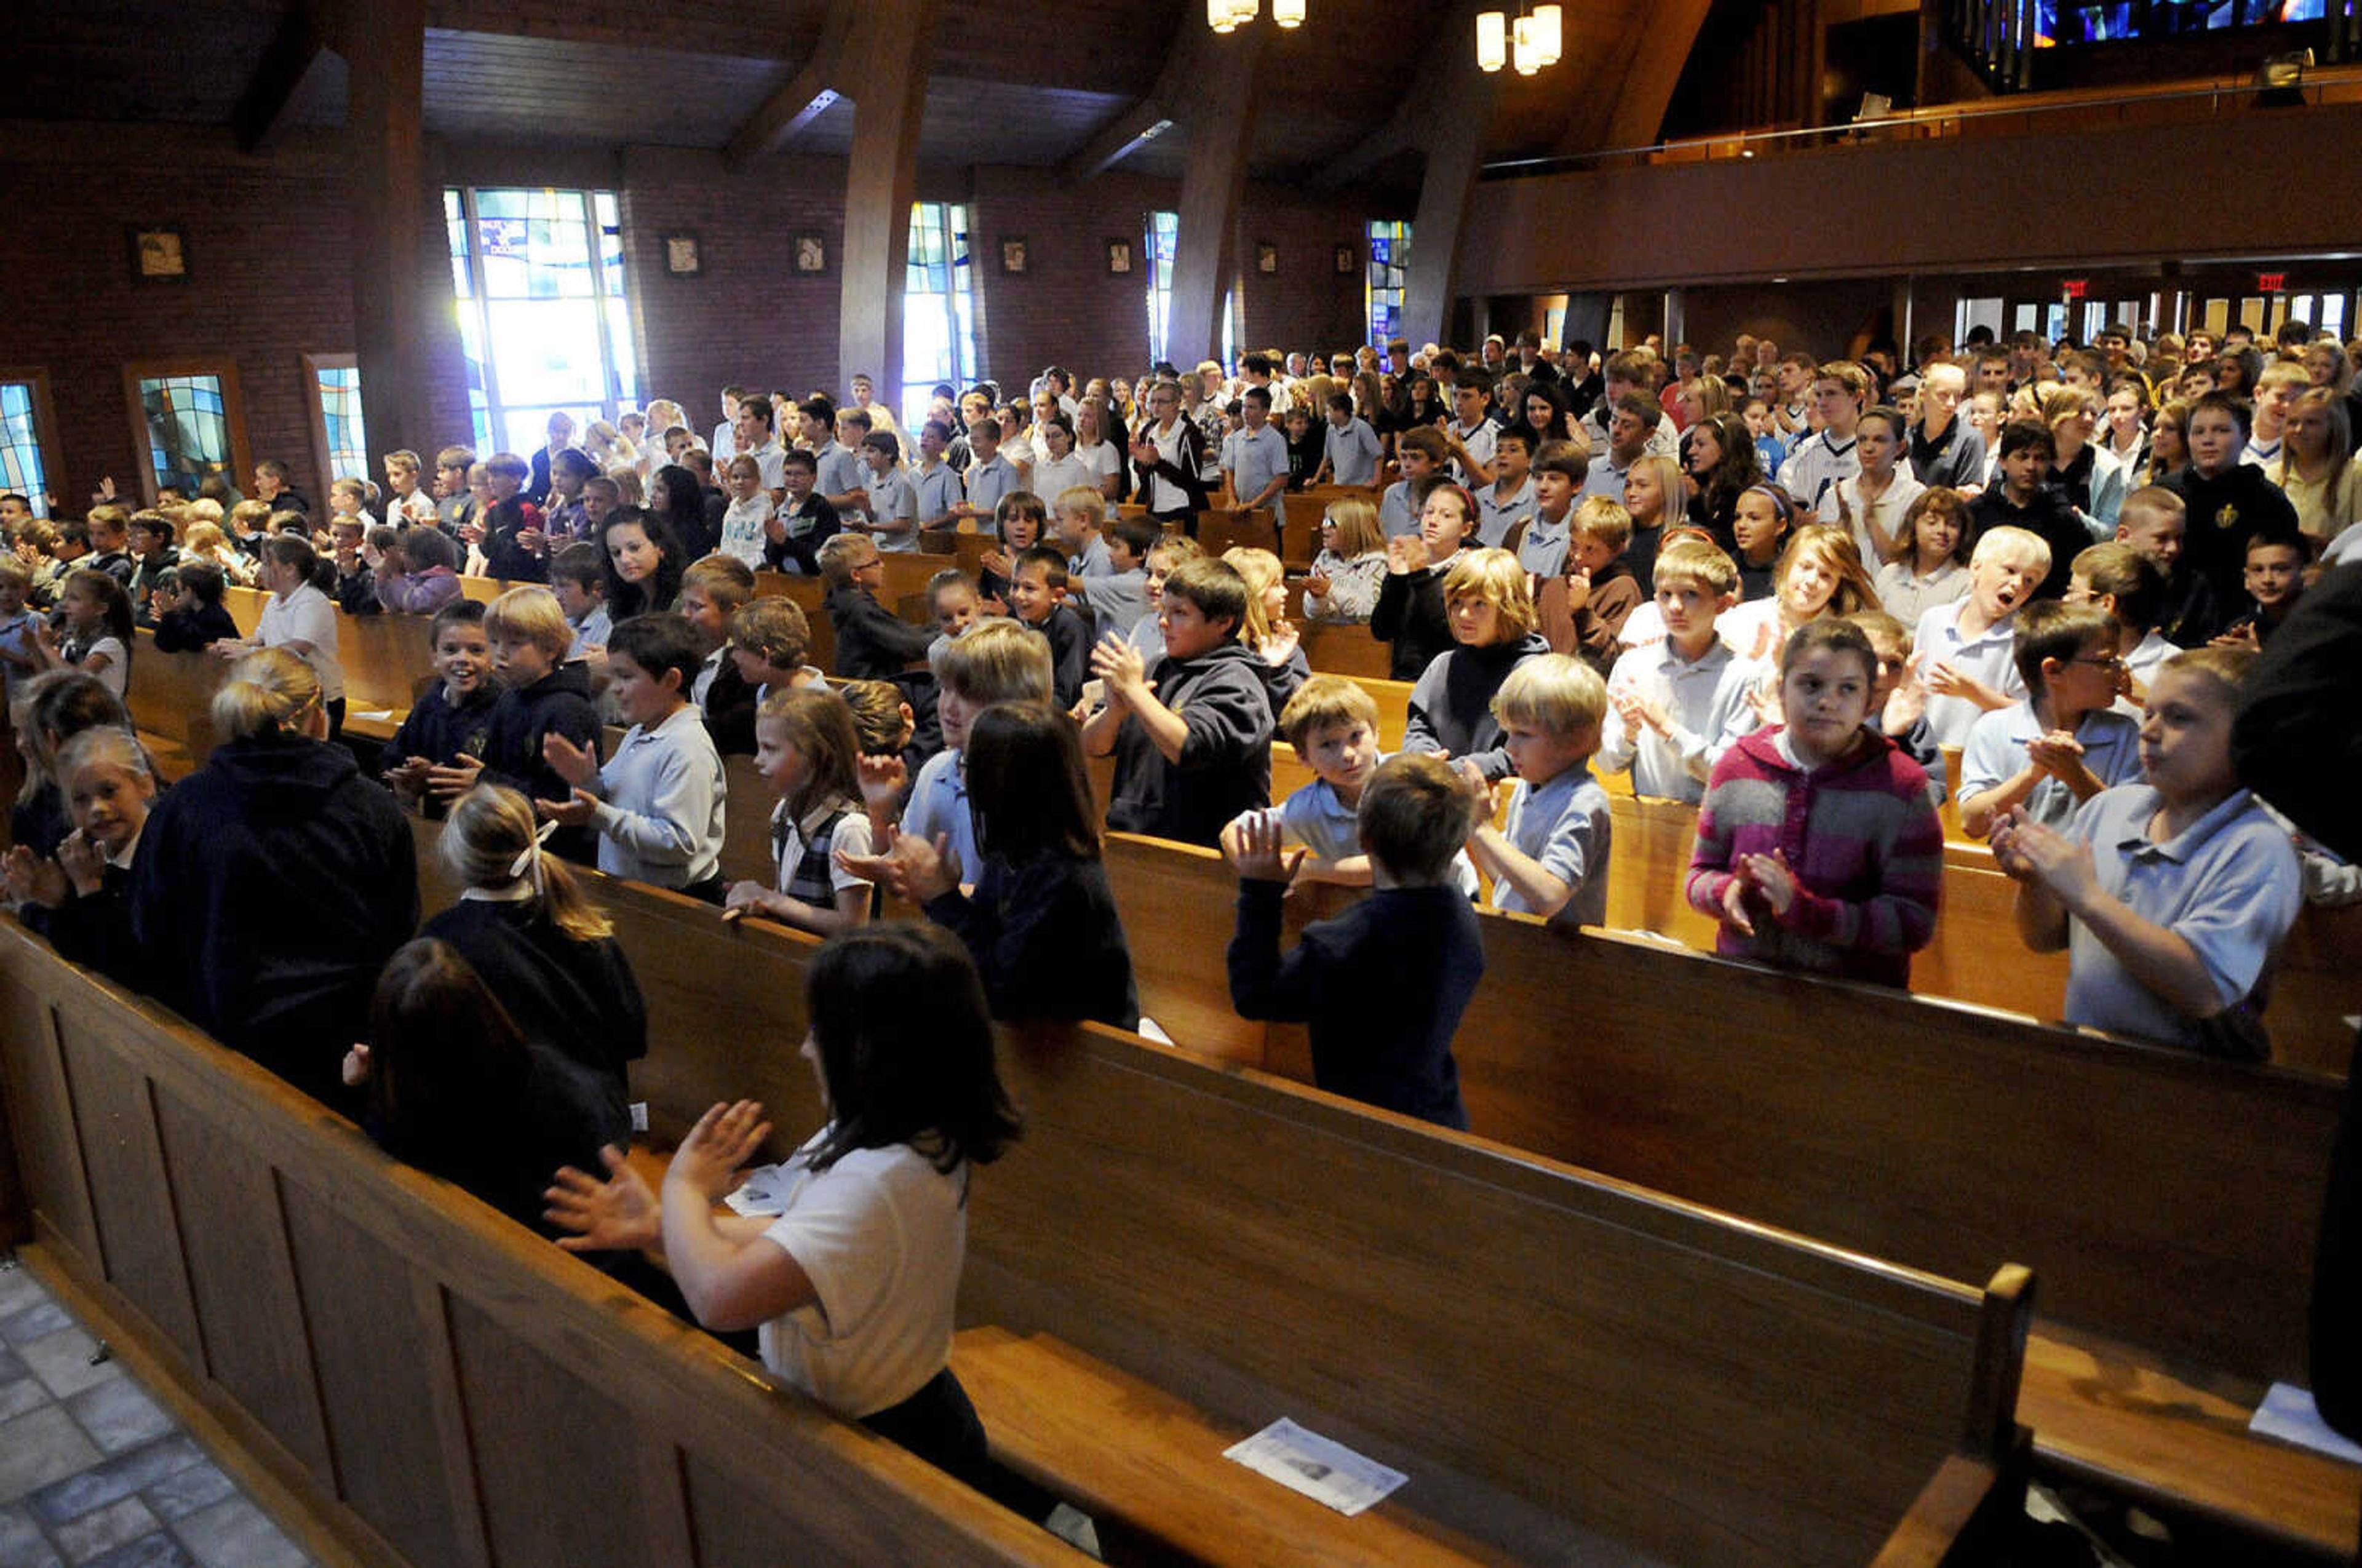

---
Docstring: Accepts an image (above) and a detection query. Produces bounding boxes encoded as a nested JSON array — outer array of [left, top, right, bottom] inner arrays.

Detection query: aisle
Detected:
[[0, 1258, 316, 1568]]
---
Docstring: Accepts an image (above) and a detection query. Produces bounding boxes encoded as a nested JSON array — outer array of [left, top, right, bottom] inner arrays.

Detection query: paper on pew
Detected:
[[2251, 1383, 2362, 1465], [1223, 1418, 1406, 1516], [350, 709, 396, 723]]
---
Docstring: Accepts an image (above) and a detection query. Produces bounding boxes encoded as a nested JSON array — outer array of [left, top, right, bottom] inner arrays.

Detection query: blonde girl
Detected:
[[1722, 523, 1881, 663], [1222, 545, 1310, 706], [183, 520, 256, 584], [2273, 386, 2362, 543], [1302, 497, 1387, 623], [724, 687, 873, 934]]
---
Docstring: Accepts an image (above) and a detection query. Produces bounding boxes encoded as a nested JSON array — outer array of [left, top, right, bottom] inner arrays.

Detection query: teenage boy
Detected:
[[1958, 600, 2142, 837], [1503, 440, 1581, 577], [1777, 361, 1869, 513], [1967, 420, 2088, 600], [1443, 378, 1498, 488], [1578, 352, 1678, 457], [761, 449, 840, 577], [1223, 754, 1483, 1130], [1595, 539, 1760, 802], [848, 431, 919, 552], [1222, 387, 1289, 521], [2165, 391, 2301, 609], [1313, 392, 1383, 488], [2244, 362, 2307, 468], [1476, 428, 1537, 546], [798, 397, 865, 513], [1084, 556, 1274, 847], [538, 612, 727, 899], [960, 418, 1020, 527], [1583, 393, 1656, 501], [733, 395, 787, 502]]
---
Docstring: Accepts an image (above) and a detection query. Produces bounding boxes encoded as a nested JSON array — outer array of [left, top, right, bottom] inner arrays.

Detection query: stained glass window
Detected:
[[902, 202, 980, 430], [445, 187, 640, 455], [0, 383, 52, 517], [1367, 220, 1412, 348], [139, 375, 233, 495], [315, 363, 368, 484], [1147, 210, 1179, 365]]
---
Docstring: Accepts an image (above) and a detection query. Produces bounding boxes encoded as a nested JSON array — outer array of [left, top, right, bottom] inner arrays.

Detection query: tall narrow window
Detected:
[[902, 202, 980, 431], [1147, 210, 1179, 366], [444, 186, 640, 457], [0, 374, 58, 517], [1366, 220, 1412, 348], [124, 365, 248, 501], [305, 355, 369, 495]]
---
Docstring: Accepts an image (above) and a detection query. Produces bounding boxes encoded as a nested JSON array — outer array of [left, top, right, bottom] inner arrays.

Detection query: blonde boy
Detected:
[[1463, 653, 1612, 928], [384, 449, 438, 526], [1596, 539, 1760, 802], [899, 618, 1056, 885], [727, 595, 822, 701], [1913, 524, 2048, 748], [1270, 676, 1386, 885]]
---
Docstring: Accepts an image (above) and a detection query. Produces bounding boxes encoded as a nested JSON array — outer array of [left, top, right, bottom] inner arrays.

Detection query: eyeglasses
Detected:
[[2071, 655, 2126, 671]]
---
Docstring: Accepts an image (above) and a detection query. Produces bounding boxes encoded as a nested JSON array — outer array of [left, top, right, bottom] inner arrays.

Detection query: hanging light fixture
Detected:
[[1532, 3, 1562, 65], [1476, 9, 1507, 72], [1273, 0, 1305, 26], [1209, 0, 1235, 33], [1512, 12, 1540, 73]]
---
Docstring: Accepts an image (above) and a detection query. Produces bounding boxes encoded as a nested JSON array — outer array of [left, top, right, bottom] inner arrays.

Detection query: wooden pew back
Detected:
[[1093, 831, 2336, 1385], [515, 858, 2027, 1568], [0, 920, 1075, 1568]]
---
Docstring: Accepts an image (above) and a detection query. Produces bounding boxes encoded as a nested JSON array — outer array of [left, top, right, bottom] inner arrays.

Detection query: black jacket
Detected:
[[2165, 462, 2303, 609], [154, 600, 241, 653], [480, 664, 603, 864], [825, 584, 933, 679], [925, 855, 1139, 1031], [1966, 483, 2088, 600], [421, 897, 648, 1089], [701, 658, 760, 757], [335, 563, 381, 616], [1028, 604, 1091, 710], [24, 862, 137, 982], [1228, 881, 1484, 1130], [479, 496, 548, 583], [382, 682, 499, 818], [1129, 418, 1211, 513], [1371, 560, 1455, 682], [2230, 562, 2362, 1440], [761, 496, 841, 578], [1106, 640, 1272, 848], [127, 731, 418, 1102]]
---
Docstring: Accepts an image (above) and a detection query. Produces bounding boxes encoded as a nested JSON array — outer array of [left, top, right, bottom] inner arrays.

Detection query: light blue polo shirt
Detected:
[[1378, 479, 1420, 539], [902, 747, 982, 891], [964, 453, 1020, 520], [1223, 423, 1289, 507], [1274, 755, 1479, 896], [1476, 476, 1537, 547], [1960, 700, 2143, 829], [1491, 763, 1612, 928], [1912, 600, 2026, 750], [912, 461, 963, 525], [1326, 417, 1383, 486], [2061, 784, 2302, 1056]]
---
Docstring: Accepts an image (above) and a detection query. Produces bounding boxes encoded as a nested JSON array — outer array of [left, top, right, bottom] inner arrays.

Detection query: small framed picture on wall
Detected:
[[1107, 238, 1133, 276], [1255, 242, 1278, 275], [661, 233, 702, 276], [1001, 237, 1029, 275], [793, 234, 827, 273], [1334, 242, 1358, 275], [129, 225, 188, 284]]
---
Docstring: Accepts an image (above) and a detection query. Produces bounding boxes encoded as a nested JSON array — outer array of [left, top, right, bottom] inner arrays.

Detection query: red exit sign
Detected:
[[2061, 279, 2088, 300], [2257, 272, 2288, 293]]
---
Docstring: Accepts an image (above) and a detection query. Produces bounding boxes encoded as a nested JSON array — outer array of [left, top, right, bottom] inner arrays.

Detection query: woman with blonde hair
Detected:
[[127, 648, 416, 1102]]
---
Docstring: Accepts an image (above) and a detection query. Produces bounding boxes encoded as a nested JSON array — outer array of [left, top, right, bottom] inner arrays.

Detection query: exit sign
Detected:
[[2257, 272, 2288, 293], [2062, 279, 2088, 300]]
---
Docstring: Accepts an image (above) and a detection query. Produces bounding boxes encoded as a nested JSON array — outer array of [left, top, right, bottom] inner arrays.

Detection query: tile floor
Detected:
[[0, 1258, 315, 1568]]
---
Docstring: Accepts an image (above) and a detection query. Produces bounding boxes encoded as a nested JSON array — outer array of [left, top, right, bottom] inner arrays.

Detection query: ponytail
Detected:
[[440, 784, 613, 942], [210, 648, 320, 741]]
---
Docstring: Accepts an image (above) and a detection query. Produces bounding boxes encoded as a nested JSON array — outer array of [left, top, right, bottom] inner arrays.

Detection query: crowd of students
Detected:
[[2, 312, 2356, 1492]]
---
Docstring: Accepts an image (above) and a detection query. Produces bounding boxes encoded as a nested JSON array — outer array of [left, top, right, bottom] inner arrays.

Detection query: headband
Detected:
[[1744, 483, 1793, 523]]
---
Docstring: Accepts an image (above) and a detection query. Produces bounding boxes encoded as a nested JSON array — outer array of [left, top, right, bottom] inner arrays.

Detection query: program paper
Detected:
[[1222, 1418, 1407, 1516]]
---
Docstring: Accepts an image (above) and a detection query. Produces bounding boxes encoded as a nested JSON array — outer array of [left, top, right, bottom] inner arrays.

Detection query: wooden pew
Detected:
[[1292, 617, 1396, 680], [1088, 831, 2358, 1558], [0, 920, 1078, 1568], [504, 862, 2030, 1568]]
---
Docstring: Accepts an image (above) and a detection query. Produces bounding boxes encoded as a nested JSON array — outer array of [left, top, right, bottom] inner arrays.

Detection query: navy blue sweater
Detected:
[[480, 664, 602, 864], [421, 897, 648, 1091], [382, 682, 498, 818], [1228, 880, 1484, 1130], [128, 731, 418, 1102], [925, 854, 1140, 1031]]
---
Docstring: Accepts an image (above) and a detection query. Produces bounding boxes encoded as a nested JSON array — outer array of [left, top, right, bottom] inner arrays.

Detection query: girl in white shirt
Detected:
[[1819, 406, 1923, 568], [213, 536, 346, 735], [35, 570, 134, 699], [546, 924, 1022, 1486], [1073, 399, 1125, 502], [1024, 412, 1092, 505]]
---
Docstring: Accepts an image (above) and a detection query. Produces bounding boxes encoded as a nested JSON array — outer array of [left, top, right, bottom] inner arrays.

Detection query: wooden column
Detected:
[[837, 0, 937, 413], [343, 0, 438, 471], [1398, 9, 1496, 352], [1165, 23, 1266, 370]]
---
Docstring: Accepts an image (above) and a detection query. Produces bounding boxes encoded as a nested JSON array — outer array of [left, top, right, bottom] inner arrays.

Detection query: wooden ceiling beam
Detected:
[[1059, 9, 1199, 183], [723, 0, 856, 169], [233, 0, 333, 154]]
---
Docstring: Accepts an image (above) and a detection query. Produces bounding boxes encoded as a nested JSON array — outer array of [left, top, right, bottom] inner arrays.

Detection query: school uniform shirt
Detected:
[[2061, 785, 2302, 1059], [1508, 509, 1572, 578], [90, 549, 137, 591], [963, 453, 1020, 522], [381, 682, 498, 815], [1377, 479, 1422, 539], [1222, 424, 1289, 509], [1448, 418, 1497, 488], [1227, 878, 1482, 1131], [586, 704, 725, 889], [1077, 440, 1123, 494], [421, 891, 648, 1086], [1070, 567, 1148, 638], [736, 1130, 969, 1418], [1475, 476, 1537, 547], [1596, 637, 1764, 803], [772, 797, 874, 909], [257, 580, 343, 702], [902, 748, 981, 891], [807, 440, 861, 503], [825, 584, 933, 679], [2123, 628, 2177, 696], [1819, 468, 1926, 569], [1959, 701, 2143, 829], [2243, 434, 2284, 471], [1580, 452, 1631, 502], [1027, 453, 1093, 506], [129, 730, 417, 1102], [925, 853, 1139, 1031], [1492, 763, 1613, 929], [762, 494, 841, 577], [1777, 429, 1862, 514], [912, 461, 962, 526], [1404, 632, 1552, 781], [1909, 418, 1986, 491], [1966, 484, 2089, 602], [1912, 600, 2026, 750], [437, 493, 476, 532], [567, 604, 613, 662], [60, 633, 129, 699], [1872, 558, 1970, 627], [856, 465, 920, 552], [717, 491, 778, 568], [1577, 405, 1679, 461], [1107, 640, 1274, 848], [1325, 416, 1383, 486], [1025, 604, 1091, 709]]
